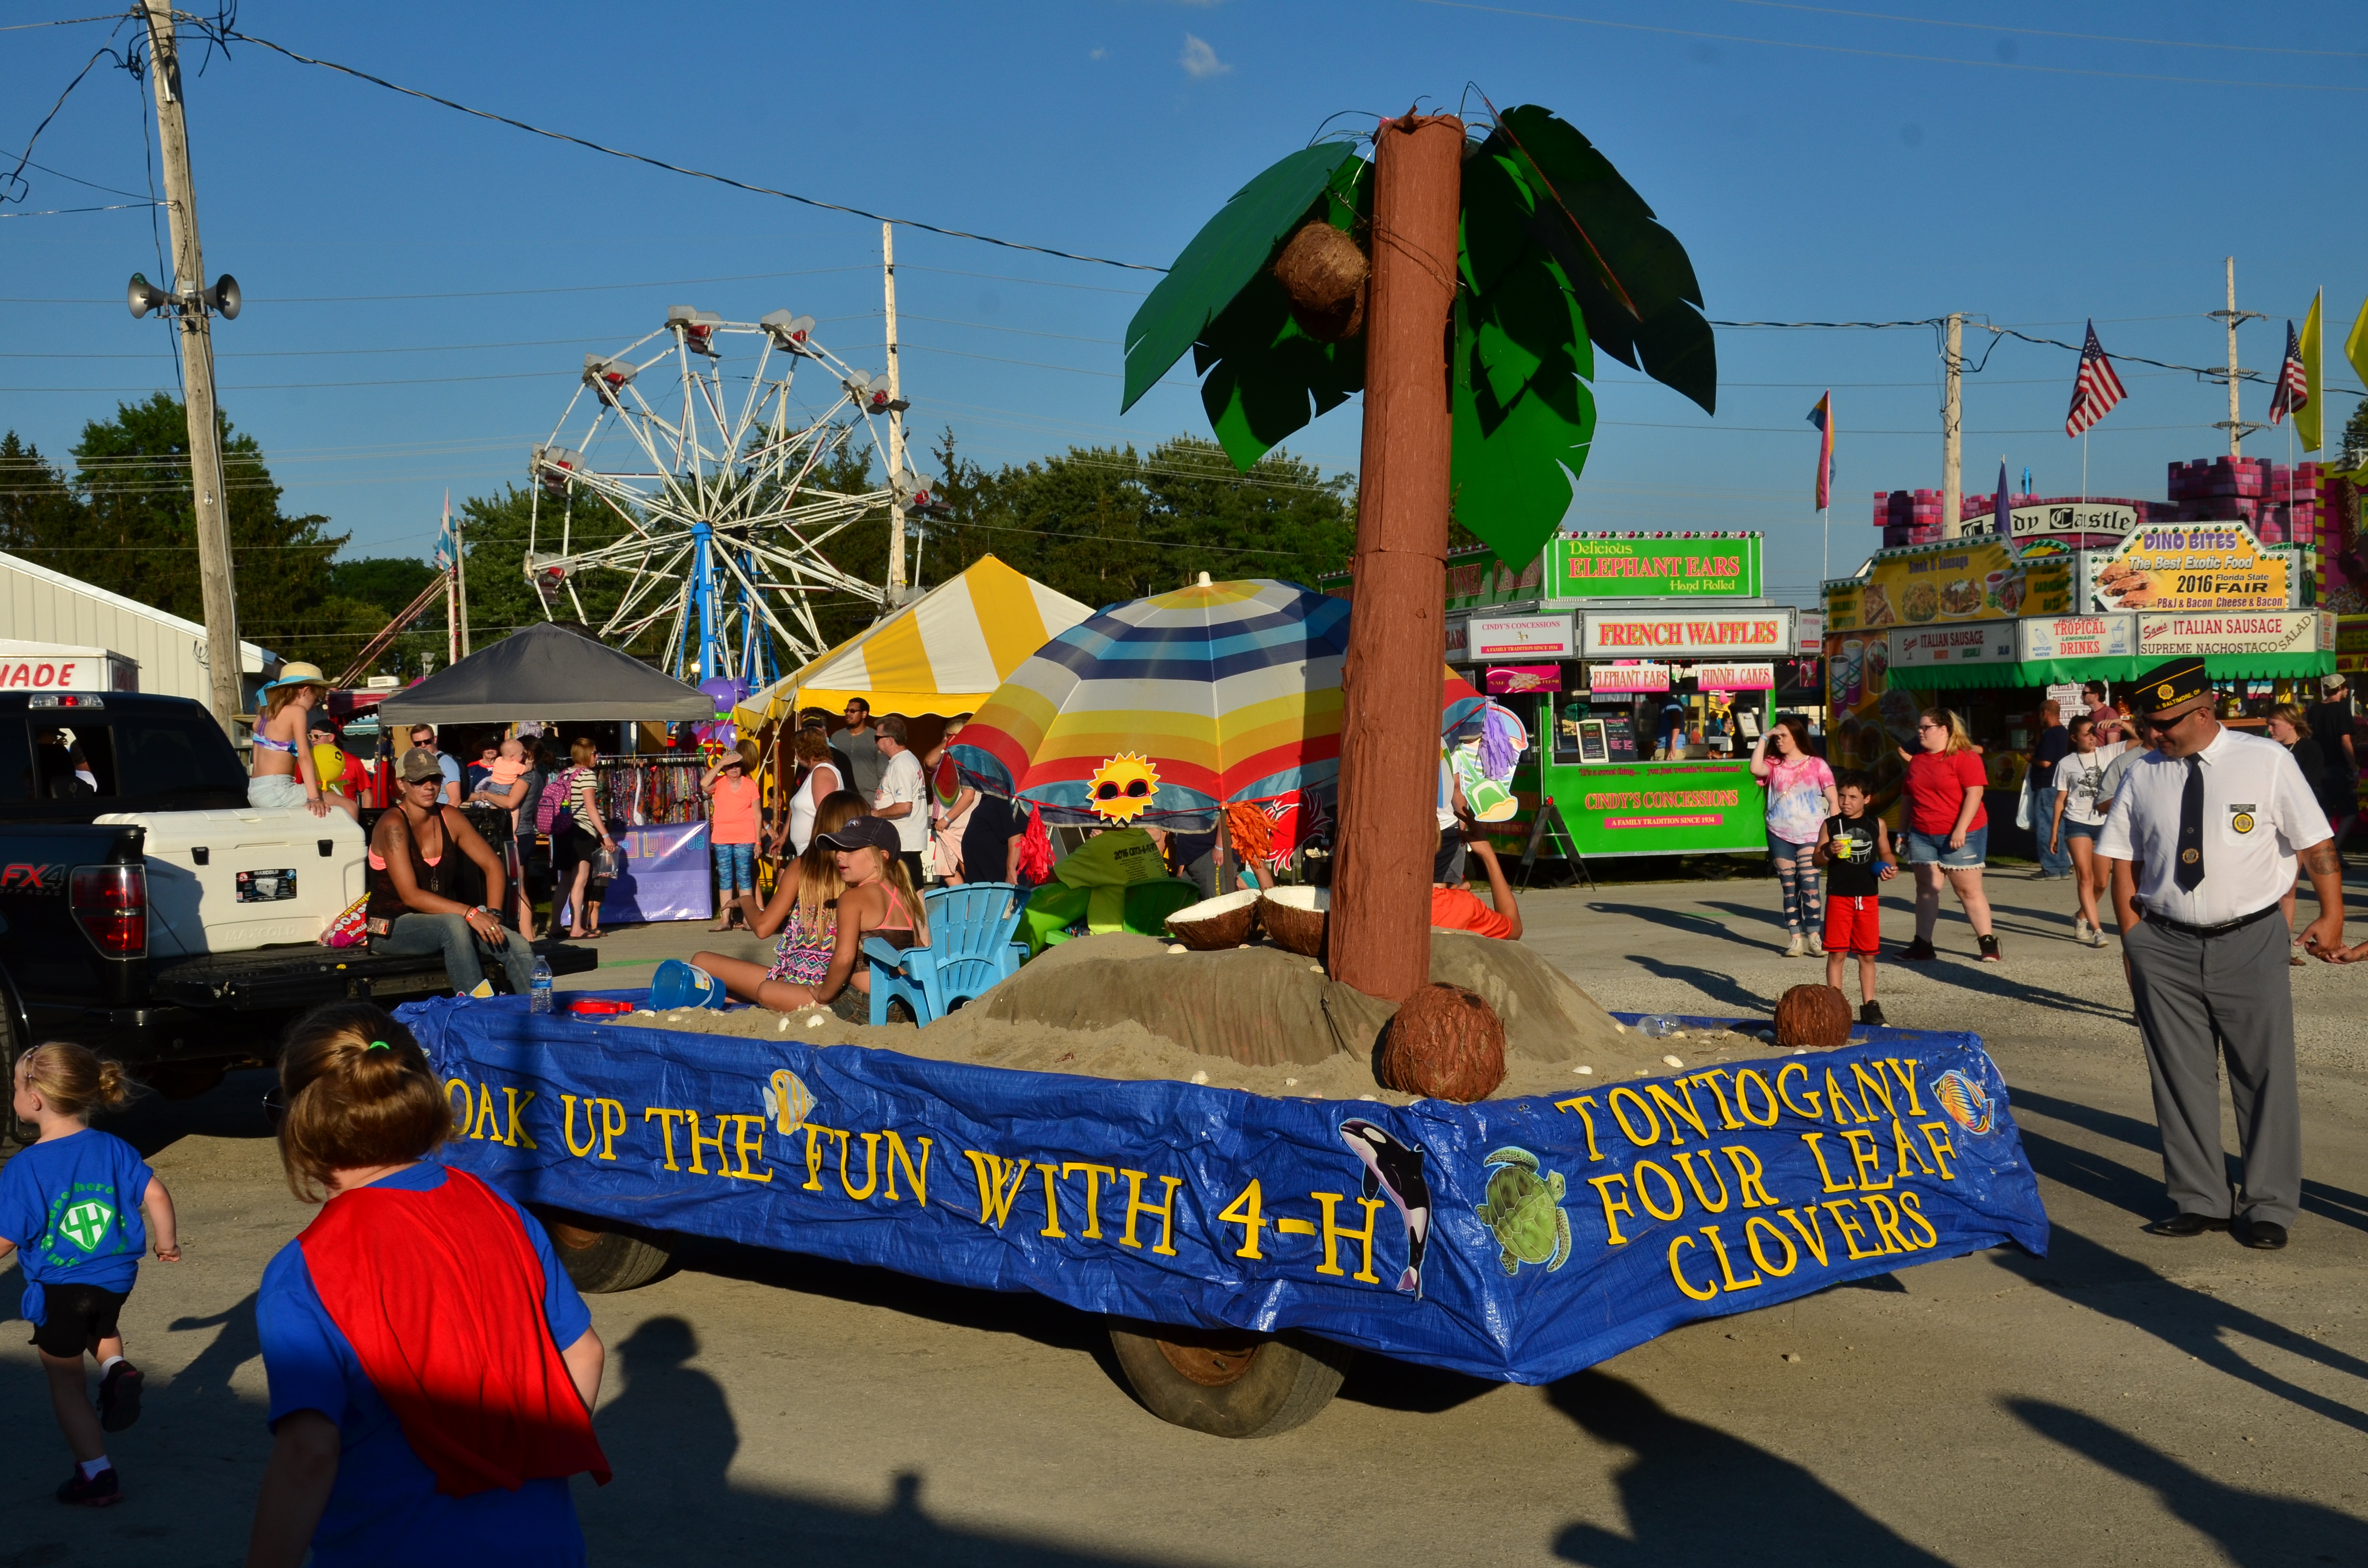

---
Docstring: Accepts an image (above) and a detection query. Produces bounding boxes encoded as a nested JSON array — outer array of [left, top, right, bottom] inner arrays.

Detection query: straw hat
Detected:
[[259, 661, 333, 694]]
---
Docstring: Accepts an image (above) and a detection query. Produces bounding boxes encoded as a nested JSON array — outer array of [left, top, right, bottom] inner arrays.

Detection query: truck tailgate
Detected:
[[151, 940, 599, 1011]]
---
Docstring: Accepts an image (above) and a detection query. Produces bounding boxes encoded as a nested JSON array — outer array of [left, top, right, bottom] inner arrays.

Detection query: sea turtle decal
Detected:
[[1474, 1146, 1570, 1276]]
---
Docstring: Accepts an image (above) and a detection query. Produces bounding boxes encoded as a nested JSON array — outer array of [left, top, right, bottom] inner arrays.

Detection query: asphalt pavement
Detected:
[[3, 864, 2363, 1566]]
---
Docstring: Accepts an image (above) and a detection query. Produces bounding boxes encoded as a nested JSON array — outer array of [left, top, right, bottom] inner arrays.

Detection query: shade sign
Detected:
[[2135, 611, 2325, 658], [2017, 614, 2136, 663], [1589, 662, 1672, 694], [1546, 536, 1764, 600], [1580, 610, 1792, 658], [1469, 614, 1575, 660], [2093, 522, 2290, 613]]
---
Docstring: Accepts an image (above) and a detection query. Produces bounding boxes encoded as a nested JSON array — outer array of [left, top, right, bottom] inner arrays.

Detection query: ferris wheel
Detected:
[[524, 305, 930, 688]]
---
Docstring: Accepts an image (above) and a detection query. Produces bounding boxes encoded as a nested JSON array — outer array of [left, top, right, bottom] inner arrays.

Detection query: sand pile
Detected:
[[609, 933, 1789, 1102]]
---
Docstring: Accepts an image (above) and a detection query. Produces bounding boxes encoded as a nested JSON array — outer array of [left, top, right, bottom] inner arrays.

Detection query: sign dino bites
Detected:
[[2091, 521, 2290, 614]]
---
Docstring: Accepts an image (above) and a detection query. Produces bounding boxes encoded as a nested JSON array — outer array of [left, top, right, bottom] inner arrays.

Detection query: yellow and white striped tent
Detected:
[[735, 554, 1094, 728]]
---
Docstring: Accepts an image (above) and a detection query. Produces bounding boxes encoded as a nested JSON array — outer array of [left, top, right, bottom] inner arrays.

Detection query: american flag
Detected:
[[2268, 318, 2309, 427], [2063, 320, 2127, 437]]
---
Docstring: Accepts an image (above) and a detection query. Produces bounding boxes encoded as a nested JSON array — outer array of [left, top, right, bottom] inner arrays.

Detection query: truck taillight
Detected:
[[71, 865, 146, 957]]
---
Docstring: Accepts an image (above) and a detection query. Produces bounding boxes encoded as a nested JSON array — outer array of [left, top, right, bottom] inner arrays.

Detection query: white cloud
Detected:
[[1180, 34, 1231, 78], [1090, 46, 1106, 60]]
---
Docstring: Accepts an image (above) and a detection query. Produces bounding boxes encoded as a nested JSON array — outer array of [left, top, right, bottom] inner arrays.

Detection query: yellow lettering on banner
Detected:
[[839, 1132, 883, 1200], [1588, 1173, 1637, 1246], [1777, 1206, 1832, 1268], [1633, 1160, 1685, 1222], [685, 1112, 729, 1177], [501, 1088, 538, 1150], [1031, 1160, 1063, 1236], [1646, 1081, 1711, 1145], [1061, 1162, 1117, 1238], [882, 1133, 930, 1205], [1720, 1145, 1778, 1209], [641, 1107, 686, 1172], [471, 1081, 504, 1142], [1799, 1132, 1856, 1192], [1734, 1068, 1781, 1127], [799, 1124, 837, 1191], [1688, 1069, 1744, 1130], [1897, 1189, 1941, 1249], [726, 1115, 774, 1183], [1884, 1057, 1927, 1115], [962, 1151, 1032, 1228], [1851, 1063, 1898, 1120], [1889, 1117, 1936, 1180], [1824, 1069, 1869, 1126], [1916, 1121, 1960, 1180], [1608, 1087, 1663, 1148], [1823, 1199, 1884, 1260], [1310, 1192, 1384, 1281], [1554, 1095, 1607, 1161], [1668, 1233, 1718, 1301], [1702, 1224, 1763, 1292], [1120, 1170, 1184, 1257], [1840, 1128, 1893, 1191], [1217, 1180, 1267, 1258], [1863, 1194, 1913, 1254], [444, 1077, 472, 1134], [1276, 1217, 1318, 1237], [598, 1099, 627, 1162], [1776, 1061, 1823, 1120], [561, 1094, 599, 1159], [1672, 1151, 1731, 1213], [1745, 1214, 1799, 1277]]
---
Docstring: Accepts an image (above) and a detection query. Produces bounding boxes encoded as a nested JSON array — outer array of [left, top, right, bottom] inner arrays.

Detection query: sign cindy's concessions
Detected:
[[2093, 521, 2290, 614], [1579, 608, 1792, 658], [2017, 613, 2136, 662], [2135, 610, 2329, 658], [1826, 538, 2074, 634], [1469, 614, 1575, 661], [1548, 536, 1764, 600]]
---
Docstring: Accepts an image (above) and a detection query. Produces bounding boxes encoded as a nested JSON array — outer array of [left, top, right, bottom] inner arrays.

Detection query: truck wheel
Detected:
[[1106, 1322, 1352, 1438], [0, 1006, 30, 1147], [540, 1214, 676, 1294]]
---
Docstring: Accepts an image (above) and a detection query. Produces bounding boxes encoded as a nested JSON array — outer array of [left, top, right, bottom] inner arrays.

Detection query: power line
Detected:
[[1717, 0, 2368, 60], [0, 200, 163, 218], [0, 264, 874, 305], [201, 21, 1168, 271]]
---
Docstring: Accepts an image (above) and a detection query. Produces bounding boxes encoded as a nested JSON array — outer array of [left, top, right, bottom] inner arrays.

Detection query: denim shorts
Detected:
[[1904, 826, 1986, 868], [713, 840, 756, 892], [2061, 819, 2103, 843], [1765, 827, 1817, 864]]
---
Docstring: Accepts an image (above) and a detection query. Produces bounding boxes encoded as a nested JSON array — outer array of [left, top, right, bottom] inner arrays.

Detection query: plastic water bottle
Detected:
[[1638, 1015, 1678, 1039], [530, 956, 554, 1014]]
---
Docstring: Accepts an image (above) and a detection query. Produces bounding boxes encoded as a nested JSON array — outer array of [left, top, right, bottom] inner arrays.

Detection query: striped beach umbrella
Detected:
[[950, 577, 1484, 827]]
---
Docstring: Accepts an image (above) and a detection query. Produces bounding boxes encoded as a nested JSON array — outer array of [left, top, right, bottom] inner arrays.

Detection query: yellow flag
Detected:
[[2299, 291, 2324, 452], [2348, 296, 2368, 393]]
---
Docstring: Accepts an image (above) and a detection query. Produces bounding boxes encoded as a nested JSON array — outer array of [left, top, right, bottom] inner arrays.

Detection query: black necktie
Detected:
[[2174, 756, 2206, 891]]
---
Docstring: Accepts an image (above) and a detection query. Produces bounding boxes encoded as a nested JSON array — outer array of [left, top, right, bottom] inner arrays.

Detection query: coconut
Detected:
[[1272, 221, 1369, 342], [1164, 889, 1262, 951], [1377, 982, 1506, 1102], [1774, 984, 1853, 1050], [1257, 885, 1330, 958]]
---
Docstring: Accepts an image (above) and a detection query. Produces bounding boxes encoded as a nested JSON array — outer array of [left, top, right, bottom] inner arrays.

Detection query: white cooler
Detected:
[[97, 807, 368, 957]]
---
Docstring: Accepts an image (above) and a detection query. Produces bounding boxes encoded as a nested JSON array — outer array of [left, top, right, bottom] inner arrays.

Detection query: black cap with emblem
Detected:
[[2129, 658, 2210, 714]]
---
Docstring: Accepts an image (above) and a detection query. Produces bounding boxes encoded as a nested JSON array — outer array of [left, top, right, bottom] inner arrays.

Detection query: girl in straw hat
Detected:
[[251, 663, 358, 821]]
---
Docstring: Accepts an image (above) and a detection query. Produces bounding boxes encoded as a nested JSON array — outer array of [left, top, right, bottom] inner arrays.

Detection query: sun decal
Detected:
[[1087, 752, 1161, 822]]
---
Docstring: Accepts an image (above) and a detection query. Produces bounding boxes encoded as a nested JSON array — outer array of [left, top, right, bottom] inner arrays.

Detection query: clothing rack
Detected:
[[591, 755, 708, 828]]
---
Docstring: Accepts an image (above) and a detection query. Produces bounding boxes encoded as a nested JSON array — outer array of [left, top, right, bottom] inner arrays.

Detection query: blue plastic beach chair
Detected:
[[863, 882, 1030, 1026]]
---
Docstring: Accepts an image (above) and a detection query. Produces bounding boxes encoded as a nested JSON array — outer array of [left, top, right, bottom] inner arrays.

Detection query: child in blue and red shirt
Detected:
[[0, 1042, 181, 1506]]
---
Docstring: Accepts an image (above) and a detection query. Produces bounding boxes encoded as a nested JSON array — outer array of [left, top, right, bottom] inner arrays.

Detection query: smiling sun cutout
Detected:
[[1086, 752, 1161, 823]]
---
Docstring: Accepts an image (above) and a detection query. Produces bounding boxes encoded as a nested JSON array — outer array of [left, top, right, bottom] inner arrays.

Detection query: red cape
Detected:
[[300, 1167, 611, 1496]]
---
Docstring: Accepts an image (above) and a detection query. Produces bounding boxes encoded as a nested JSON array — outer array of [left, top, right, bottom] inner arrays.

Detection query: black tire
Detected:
[[1107, 1322, 1352, 1438], [0, 999, 30, 1148], [540, 1214, 676, 1294]]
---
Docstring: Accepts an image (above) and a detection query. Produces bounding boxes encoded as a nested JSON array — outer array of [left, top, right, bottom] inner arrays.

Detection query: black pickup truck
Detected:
[[0, 691, 592, 1135]]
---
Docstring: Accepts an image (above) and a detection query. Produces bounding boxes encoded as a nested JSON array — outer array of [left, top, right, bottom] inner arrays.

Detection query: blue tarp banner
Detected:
[[400, 998, 2049, 1385]]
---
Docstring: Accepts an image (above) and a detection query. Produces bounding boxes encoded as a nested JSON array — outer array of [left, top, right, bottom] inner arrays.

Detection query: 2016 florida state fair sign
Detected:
[[400, 998, 2048, 1384]]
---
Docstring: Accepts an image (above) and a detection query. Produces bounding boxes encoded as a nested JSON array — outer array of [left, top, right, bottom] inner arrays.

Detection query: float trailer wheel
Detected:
[[1107, 1322, 1353, 1438], [539, 1213, 677, 1294]]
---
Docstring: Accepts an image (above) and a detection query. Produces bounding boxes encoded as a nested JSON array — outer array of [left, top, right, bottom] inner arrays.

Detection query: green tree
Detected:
[[2341, 398, 2368, 471]]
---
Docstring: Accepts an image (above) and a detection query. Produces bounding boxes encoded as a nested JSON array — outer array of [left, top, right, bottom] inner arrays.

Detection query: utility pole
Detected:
[[139, 0, 241, 733], [2210, 257, 2263, 457], [882, 221, 908, 605], [1939, 312, 1963, 539], [455, 508, 469, 656]]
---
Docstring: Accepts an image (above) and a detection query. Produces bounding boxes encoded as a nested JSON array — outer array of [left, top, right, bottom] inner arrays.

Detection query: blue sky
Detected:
[[4, 0, 2364, 609]]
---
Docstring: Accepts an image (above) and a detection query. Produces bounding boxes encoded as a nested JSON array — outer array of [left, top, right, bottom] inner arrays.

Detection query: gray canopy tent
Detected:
[[375, 622, 716, 724]]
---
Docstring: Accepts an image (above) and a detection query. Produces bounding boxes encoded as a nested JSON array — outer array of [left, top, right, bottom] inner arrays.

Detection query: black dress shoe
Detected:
[[2143, 1213, 2231, 1237], [2240, 1220, 2289, 1250]]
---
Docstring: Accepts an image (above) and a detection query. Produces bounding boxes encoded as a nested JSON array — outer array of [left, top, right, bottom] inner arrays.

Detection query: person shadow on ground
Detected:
[[584, 1315, 739, 1501], [1548, 1371, 1951, 1567]]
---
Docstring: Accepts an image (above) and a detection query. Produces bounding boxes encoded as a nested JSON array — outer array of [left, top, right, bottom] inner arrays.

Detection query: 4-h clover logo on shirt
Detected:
[[56, 1198, 117, 1254]]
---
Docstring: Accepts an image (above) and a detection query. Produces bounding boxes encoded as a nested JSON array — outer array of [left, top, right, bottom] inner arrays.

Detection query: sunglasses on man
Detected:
[[2136, 704, 2209, 735]]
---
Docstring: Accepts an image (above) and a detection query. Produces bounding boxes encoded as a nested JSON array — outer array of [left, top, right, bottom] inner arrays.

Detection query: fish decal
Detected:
[[1931, 1068, 1995, 1136], [764, 1068, 816, 1135], [1339, 1119, 1431, 1298]]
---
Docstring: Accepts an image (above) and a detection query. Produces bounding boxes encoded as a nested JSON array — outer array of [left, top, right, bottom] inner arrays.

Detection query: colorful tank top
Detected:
[[766, 900, 837, 987]]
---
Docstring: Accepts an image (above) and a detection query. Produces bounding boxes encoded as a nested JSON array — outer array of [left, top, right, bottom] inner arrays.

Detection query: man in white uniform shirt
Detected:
[[2097, 659, 2343, 1251]]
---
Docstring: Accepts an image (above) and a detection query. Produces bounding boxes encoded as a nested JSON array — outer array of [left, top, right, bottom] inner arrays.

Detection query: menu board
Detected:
[[1575, 719, 1611, 764], [2091, 522, 2290, 613], [1602, 713, 1638, 761], [1826, 538, 2074, 634]]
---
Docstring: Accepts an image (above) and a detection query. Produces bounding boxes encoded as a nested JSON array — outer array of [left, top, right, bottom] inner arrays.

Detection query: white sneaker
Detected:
[[2088, 926, 2109, 948], [1805, 930, 1825, 957], [1784, 932, 1805, 958], [2073, 917, 2091, 942]]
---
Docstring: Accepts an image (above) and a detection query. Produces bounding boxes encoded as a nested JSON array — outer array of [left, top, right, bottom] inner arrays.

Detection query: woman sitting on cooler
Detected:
[[249, 663, 358, 821]]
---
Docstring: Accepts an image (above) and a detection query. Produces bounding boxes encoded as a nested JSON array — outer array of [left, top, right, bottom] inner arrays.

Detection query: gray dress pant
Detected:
[[2122, 909, 2300, 1227]]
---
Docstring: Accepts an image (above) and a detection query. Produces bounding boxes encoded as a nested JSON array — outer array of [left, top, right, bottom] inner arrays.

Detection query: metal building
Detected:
[[0, 548, 274, 706]]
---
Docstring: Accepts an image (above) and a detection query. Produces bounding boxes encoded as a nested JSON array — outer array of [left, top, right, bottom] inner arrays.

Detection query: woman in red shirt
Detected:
[[1896, 708, 2000, 962]]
